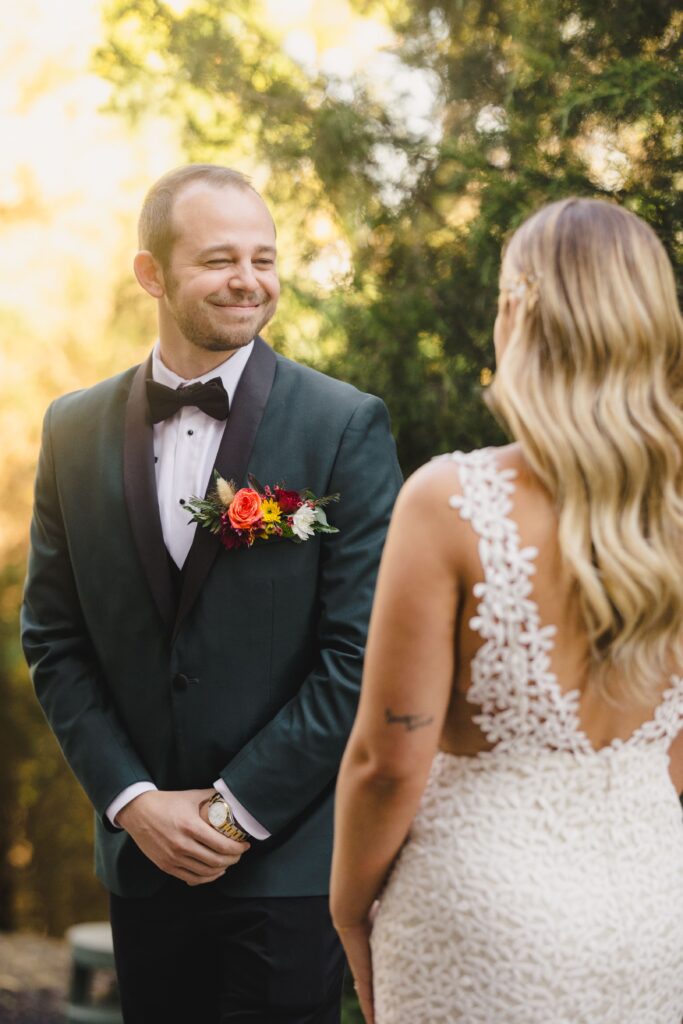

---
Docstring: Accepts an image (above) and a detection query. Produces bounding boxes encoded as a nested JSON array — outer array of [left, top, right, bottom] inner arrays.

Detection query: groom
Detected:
[[21, 164, 402, 1023]]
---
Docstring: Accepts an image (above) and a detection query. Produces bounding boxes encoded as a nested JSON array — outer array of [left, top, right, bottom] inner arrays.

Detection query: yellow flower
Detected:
[[261, 498, 282, 524]]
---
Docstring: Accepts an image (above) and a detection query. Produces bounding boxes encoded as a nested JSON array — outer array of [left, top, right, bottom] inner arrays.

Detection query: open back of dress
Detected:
[[371, 449, 683, 1024]]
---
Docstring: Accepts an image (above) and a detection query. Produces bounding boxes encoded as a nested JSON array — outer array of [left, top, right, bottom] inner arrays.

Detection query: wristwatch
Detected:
[[207, 793, 249, 842]]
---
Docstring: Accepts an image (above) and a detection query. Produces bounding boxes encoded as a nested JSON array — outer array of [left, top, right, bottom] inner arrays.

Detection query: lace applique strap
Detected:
[[441, 448, 518, 541], [621, 674, 683, 751], [441, 449, 683, 757], [443, 449, 591, 756]]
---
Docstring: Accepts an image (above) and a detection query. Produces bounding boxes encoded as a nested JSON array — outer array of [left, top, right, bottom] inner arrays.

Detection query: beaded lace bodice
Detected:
[[371, 448, 683, 1024], [447, 448, 683, 757]]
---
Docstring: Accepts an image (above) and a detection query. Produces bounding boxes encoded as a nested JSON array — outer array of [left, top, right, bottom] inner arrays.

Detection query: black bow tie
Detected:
[[146, 377, 230, 423]]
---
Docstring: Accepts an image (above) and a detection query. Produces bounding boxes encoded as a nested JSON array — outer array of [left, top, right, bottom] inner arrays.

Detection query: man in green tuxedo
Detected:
[[21, 164, 402, 1023]]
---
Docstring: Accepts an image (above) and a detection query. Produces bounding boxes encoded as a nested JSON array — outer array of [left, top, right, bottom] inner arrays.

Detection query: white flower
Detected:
[[291, 503, 317, 540]]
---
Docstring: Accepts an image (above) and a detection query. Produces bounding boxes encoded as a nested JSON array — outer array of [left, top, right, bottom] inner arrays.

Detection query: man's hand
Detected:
[[116, 788, 250, 886]]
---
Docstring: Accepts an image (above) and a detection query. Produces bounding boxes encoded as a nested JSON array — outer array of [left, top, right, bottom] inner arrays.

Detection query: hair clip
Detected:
[[502, 271, 542, 308]]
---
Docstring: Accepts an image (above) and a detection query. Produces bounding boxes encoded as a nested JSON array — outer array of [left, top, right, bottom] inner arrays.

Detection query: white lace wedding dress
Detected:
[[370, 449, 683, 1023]]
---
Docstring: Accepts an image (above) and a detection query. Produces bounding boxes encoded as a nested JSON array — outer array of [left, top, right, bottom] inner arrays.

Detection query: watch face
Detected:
[[208, 800, 228, 828]]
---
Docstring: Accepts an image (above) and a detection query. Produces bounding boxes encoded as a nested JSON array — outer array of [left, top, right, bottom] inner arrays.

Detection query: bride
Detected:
[[330, 197, 683, 1023]]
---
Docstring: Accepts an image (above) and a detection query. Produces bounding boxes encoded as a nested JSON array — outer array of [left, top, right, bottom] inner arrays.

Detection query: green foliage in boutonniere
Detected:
[[186, 472, 340, 550]]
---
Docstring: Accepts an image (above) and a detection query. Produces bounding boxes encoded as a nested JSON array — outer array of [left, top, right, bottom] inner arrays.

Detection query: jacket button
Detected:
[[172, 673, 189, 692]]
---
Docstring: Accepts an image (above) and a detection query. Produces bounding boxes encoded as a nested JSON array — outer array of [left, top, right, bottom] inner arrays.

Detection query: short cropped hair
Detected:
[[138, 164, 255, 268]]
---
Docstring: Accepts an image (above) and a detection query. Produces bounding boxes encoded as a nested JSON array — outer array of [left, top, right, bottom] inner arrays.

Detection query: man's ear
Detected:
[[134, 251, 166, 298]]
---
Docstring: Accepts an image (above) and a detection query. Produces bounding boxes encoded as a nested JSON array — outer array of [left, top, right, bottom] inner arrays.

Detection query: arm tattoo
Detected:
[[385, 707, 434, 732]]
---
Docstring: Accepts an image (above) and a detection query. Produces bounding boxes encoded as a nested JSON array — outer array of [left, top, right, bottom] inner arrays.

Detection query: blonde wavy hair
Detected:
[[487, 197, 683, 705]]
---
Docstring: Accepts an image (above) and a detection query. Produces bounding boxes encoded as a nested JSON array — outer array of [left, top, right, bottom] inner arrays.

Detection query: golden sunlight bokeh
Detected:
[[0, 0, 179, 338], [0, 0, 391, 558]]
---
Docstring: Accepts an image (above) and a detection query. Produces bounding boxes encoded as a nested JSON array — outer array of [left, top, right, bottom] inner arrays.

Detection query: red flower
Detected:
[[219, 512, 252, 549], [274, 487, 302, 514], [220, 528, 246, 550]]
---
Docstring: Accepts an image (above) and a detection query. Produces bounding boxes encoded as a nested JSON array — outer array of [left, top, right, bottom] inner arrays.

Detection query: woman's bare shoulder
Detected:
[[397, 451, 462, 506], [393, 446, 521, 561], [401, 444, 523, 499]]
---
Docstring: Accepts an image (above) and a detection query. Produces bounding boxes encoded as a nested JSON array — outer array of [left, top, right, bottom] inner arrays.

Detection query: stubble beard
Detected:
[[165, 278, 277, 353], [180, 307, 274, 352]]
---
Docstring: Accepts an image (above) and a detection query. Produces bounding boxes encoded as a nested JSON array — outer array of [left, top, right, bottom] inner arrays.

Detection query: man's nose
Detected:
[[227, 261, 258, 291]]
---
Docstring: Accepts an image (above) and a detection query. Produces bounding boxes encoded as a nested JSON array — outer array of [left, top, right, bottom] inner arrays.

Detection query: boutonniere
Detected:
[[186, 472, 340, 550]]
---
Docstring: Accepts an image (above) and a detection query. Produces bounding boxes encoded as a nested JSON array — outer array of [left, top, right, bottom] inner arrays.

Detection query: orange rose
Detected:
[[228, 488, 263, 531]]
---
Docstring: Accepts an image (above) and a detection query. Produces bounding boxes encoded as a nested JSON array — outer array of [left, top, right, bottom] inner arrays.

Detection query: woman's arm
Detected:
[[330, 459, 464, 1018]]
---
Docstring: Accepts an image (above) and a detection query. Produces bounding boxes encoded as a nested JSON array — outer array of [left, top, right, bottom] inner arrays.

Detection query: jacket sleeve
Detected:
[[218, 394, 403, 835], [20, 403, 154, 825]]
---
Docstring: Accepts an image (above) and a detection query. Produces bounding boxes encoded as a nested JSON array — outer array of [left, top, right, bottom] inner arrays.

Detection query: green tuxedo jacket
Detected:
[[21, 338, 402, 898]]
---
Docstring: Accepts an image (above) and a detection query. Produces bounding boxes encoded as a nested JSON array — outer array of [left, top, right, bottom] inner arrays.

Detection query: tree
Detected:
[[96, 0, 682, 473]]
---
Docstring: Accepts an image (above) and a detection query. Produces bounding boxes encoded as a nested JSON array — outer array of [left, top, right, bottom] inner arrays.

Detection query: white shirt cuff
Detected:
[[106, 782, 158, 829], [213, 779, 271, 840]]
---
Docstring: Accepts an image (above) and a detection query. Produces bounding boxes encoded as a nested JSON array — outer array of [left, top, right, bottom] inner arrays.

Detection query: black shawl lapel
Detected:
[[172, 337, 278, 644], [123, 354, 175, 634]]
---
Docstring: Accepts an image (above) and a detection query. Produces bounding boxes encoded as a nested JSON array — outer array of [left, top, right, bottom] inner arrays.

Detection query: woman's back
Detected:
[[441, 443, 683, 764], [370, 445, 683, 1023]]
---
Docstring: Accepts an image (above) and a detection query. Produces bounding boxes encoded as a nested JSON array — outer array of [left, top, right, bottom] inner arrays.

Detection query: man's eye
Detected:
[[206, 260, 230, 266], [254, 260, 274, 267]]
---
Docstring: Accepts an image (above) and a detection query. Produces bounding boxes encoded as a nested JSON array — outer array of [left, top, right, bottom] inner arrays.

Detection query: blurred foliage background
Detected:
[[0, 5, 680, 1005]]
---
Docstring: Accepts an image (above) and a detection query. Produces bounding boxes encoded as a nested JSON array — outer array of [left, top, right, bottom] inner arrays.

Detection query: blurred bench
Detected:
[[65, 922, 122, 1024]]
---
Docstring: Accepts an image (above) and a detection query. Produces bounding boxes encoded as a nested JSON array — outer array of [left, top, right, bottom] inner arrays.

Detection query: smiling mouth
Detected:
[[210, 300, 261, 308]]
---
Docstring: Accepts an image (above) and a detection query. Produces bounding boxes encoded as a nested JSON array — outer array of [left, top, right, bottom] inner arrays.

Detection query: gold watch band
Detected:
[[216, 819, 248, 842], [207, 793, 249, 842]]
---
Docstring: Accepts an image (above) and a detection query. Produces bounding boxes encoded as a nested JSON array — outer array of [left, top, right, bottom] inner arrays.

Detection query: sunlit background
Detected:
[[0, 0, 679, 989], [0, 0, 420, 559]]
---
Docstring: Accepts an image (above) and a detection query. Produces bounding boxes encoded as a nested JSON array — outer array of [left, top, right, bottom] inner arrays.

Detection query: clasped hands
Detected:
[[116, 788, 250, 886]]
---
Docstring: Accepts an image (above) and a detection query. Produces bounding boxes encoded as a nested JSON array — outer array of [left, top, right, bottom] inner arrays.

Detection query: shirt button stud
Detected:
[[187, 429, 194, 436], [179, 498, 186, 505]]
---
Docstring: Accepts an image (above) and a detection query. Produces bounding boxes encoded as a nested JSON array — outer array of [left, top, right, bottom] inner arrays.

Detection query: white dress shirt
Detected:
[[153, 339, 254, 568], [106, 341, 270, 840]]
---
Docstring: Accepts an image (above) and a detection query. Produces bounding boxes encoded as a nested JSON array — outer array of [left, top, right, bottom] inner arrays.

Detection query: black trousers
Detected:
[[110, 881, 345, 1024]]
